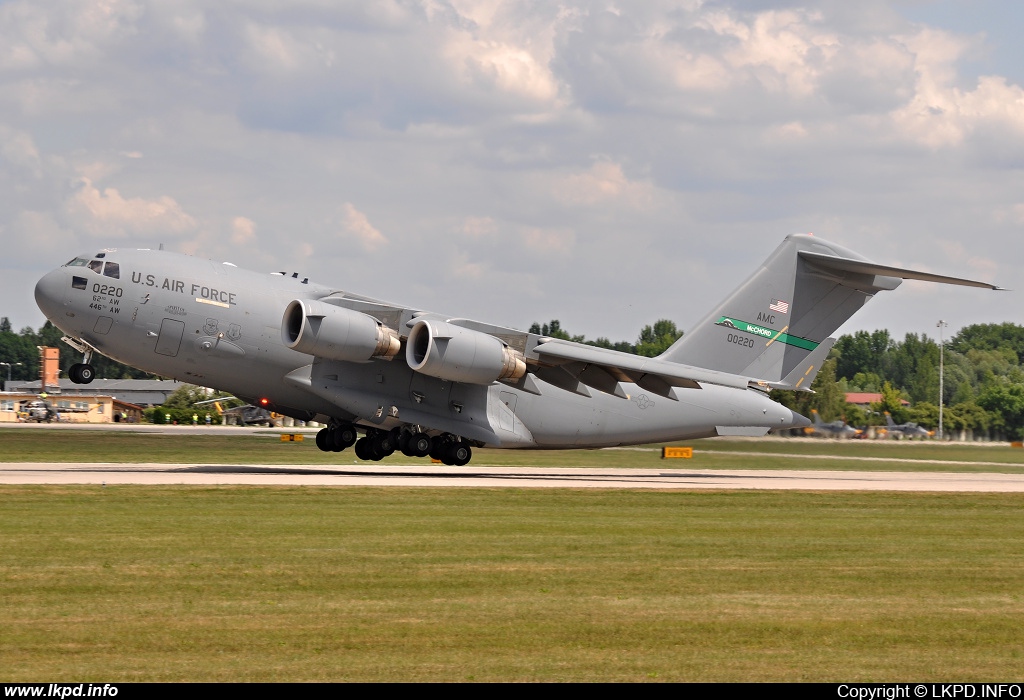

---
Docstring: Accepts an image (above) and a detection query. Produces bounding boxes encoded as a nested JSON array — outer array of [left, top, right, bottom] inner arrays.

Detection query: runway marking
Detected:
[[2, 463, 1024, 491]]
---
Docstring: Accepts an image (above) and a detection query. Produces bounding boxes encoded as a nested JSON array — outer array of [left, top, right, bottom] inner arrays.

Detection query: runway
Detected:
[[3, 461, 1024, 491]]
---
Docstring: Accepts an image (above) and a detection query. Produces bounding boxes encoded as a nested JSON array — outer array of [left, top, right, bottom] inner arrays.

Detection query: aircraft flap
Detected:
[[531, 339, 750, 390]]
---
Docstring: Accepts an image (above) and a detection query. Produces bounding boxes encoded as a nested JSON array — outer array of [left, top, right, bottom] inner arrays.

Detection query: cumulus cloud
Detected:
[[66, 177, 197, 237], [0, 0, 1021, 338], [339, 202, 387, 252], [555, 160, 656, 208], [230, 216, 255, 244]]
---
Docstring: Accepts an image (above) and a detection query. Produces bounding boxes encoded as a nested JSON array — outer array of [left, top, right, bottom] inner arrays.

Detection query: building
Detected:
[[845, 392, 910, 408], [6, 378, 182, 408], [0, 391, 144, 424]]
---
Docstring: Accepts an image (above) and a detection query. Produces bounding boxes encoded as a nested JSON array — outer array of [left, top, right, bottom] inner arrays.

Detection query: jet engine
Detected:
[[406, 319, 526, 385], [282, 299, 401, 362]]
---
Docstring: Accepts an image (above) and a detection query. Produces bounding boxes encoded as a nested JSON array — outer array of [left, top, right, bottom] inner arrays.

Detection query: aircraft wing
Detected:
[[528, 338, 751, 400]]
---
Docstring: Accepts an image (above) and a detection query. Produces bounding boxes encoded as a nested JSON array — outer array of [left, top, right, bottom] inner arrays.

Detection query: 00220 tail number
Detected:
[[726, 333, 754, 348]]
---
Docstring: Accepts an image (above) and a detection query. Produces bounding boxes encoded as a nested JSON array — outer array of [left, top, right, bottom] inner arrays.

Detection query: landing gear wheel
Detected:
[[429, 436, 446, 461], [354, 437, 375, 461], [315, 428, 331, 452], [372, 432, 396, 459], [332, 425, 357, 450], [69, 363, 95, 385], [410, 432, 433, 458], [442, 442, 472, 466]]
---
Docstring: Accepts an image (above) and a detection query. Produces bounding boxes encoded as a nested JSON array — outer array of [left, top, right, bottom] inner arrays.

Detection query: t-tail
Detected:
[[659, 234, 1000, 389]]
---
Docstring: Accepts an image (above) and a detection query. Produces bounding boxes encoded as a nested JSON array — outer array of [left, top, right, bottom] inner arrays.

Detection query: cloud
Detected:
[[554, 160, 656, 208], [461, 216, 497, 238], [523, 226, 575, 255], [1, 1, 1021, 341], [66, 177, 197, 237], [231, 216, 255, 244], [339, 202, 387, 252]]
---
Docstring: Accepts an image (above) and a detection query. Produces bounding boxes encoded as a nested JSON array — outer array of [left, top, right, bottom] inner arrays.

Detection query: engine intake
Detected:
[[406, 319, 526, 385], [282, 299, 400, 362]]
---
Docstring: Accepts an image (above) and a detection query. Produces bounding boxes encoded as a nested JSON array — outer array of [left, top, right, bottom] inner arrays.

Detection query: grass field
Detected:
[[3, 427, 1024, 472], [2, 429, 1023, 681], [2, 486, 1023, 682]]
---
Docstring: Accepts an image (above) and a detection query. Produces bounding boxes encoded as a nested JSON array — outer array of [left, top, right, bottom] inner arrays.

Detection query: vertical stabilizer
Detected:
[[659, 234, 997, 383]]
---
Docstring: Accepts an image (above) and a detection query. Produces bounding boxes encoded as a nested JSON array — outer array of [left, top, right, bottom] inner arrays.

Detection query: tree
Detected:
[[872, 381, 908, 424], [635, 320, 682, 358], [977, 383, 1024, 440]]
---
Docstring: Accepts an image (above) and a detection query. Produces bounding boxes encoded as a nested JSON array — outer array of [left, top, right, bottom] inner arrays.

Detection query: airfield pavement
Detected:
[[3, 462, 1024, 491], [4, 422, 1024, 491]]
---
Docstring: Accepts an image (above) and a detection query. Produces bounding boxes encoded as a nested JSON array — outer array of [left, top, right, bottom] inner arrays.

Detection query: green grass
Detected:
[[3, 427, 1024, 473], [2, 487, 1022, 681]]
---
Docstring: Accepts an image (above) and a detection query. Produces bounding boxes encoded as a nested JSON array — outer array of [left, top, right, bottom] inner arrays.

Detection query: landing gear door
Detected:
[[155, 318, 185, 357], [498, 391, 517, 432]]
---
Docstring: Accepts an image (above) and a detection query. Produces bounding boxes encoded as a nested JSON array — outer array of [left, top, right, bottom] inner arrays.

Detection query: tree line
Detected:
[[6, 314, 1024, 438], [0, 317, 155, 384]]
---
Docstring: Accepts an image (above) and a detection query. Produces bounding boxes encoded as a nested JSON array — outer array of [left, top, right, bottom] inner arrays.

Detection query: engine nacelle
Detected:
[[406, 319, 526, 385], [282, 299, 400, 362]]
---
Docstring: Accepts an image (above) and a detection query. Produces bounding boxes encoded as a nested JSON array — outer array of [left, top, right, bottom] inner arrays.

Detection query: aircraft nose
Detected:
[[34, 268, 66, 321]]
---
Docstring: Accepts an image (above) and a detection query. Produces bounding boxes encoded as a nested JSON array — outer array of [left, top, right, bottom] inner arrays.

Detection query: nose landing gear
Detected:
[[68, 363, 95, 384], [61, 335, 96, 385]]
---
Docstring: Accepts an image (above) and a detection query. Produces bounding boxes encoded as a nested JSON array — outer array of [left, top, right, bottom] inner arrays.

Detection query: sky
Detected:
[[2, 0, 1022, 348]]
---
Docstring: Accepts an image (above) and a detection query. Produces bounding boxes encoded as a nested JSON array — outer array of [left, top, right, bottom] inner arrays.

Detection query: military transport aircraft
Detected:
[[34, 234, 998, 465]]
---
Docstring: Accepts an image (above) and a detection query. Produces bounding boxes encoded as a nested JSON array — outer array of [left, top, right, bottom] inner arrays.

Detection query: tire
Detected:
[[337, 425, 357, 448], [332, 425, 356, 451], [454, 444, 472, 466], [354, 437, 374, 461], [315, 428, 331, 452], [410, 432, 433, 458], [429, 435, 446, 461], [444, 443, 471, 466], [372, 432, 396, 458]]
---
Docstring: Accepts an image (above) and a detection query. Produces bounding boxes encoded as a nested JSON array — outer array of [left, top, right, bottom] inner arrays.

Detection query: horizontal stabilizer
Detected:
[[799, 251, 1004, 290]]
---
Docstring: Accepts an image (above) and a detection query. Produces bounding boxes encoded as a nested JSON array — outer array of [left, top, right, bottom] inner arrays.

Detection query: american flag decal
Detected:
[[769, 299, 789, 314]]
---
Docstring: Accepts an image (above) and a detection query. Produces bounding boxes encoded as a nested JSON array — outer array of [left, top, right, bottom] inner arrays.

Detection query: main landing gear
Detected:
[[315, 423, 473, 465]]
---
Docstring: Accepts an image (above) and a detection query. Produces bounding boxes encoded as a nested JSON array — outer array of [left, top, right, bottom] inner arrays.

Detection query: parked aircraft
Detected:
[[34, 234, 998, 465], [884, 412, 933, 439], [806, 409, 860, 438]]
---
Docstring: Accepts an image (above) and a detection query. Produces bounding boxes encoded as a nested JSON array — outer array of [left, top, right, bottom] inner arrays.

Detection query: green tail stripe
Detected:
[[715, 317, 819, 351]]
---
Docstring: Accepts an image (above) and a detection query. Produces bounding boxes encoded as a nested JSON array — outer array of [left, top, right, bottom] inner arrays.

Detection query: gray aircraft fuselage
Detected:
[[34, 248, 804, 449]]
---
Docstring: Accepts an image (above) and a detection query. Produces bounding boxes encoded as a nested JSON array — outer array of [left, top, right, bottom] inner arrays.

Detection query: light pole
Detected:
[[937, 320, 948, 441]]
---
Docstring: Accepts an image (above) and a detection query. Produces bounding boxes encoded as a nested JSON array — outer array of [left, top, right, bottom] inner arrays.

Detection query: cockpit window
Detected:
[[88, 260, 103, 274], [65, 258, 89, 267], [102, 262, 120, 279]]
